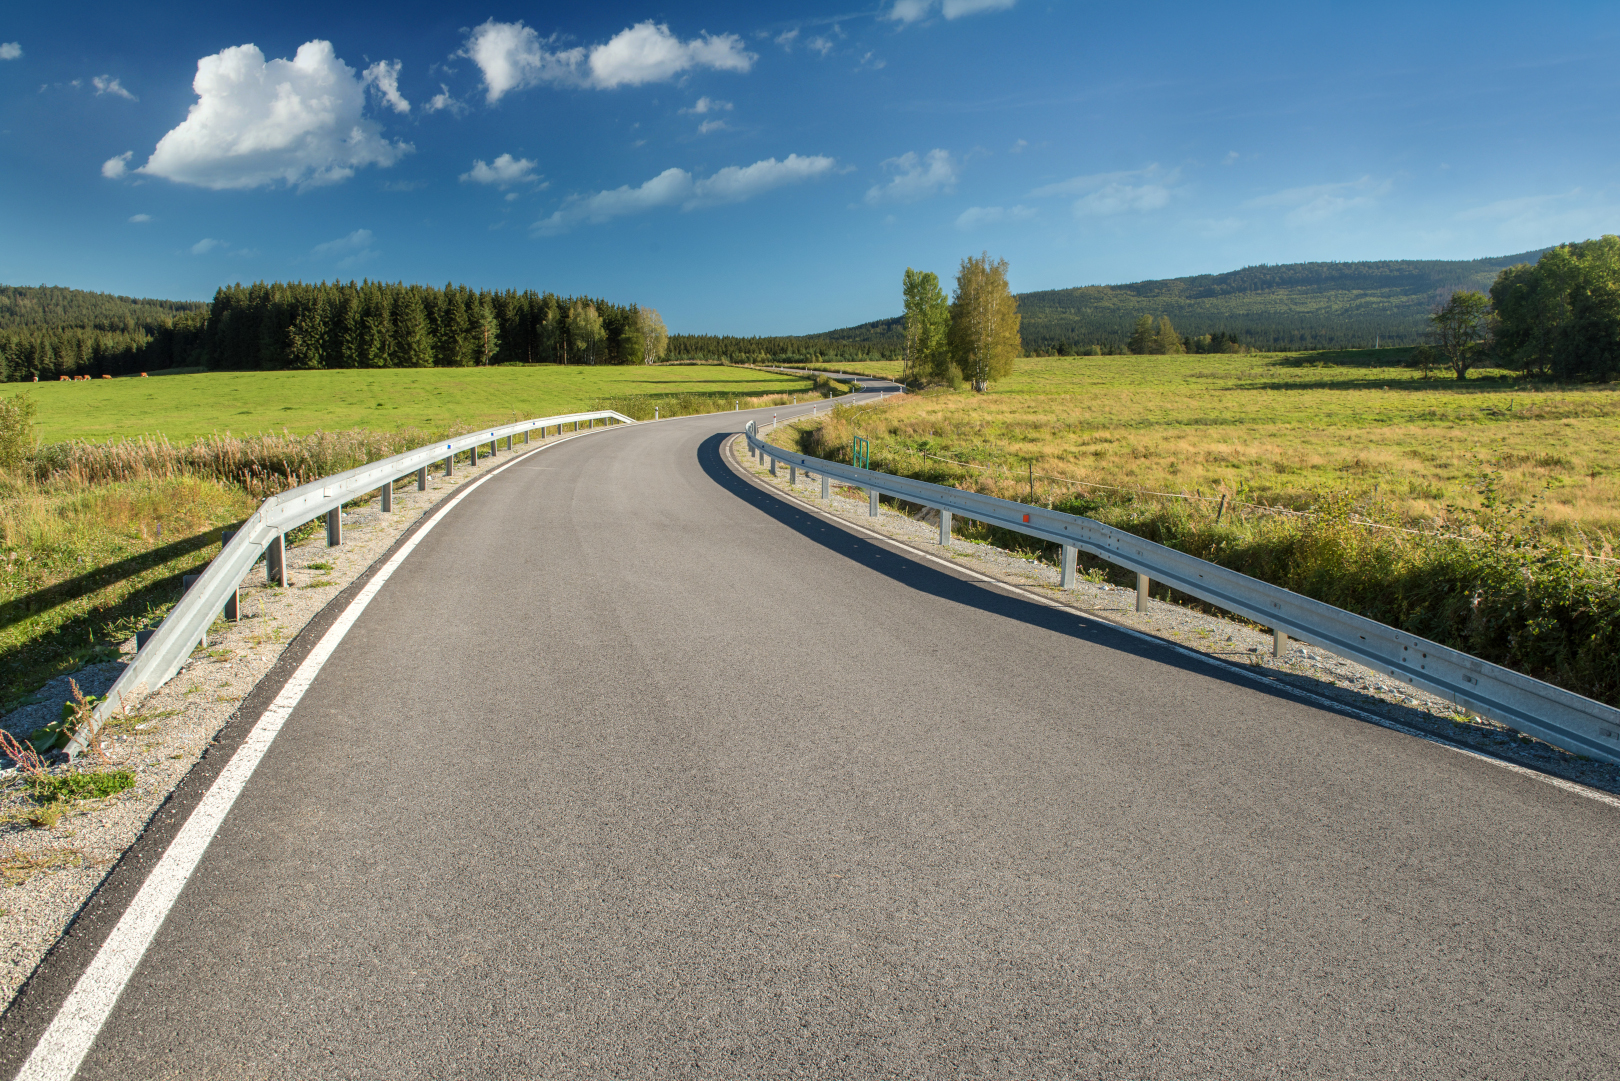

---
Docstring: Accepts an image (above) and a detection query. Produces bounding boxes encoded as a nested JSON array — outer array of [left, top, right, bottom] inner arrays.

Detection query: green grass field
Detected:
[[800, 350, 1620, 540], [22, 364, 813, 444]]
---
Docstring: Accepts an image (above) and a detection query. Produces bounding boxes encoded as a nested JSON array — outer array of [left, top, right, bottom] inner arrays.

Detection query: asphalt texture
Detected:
[[5, 391, 1619, 1079]]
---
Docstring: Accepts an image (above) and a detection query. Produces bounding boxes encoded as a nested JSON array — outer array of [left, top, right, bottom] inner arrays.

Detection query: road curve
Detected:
[[4, 393, 1617, 1079]]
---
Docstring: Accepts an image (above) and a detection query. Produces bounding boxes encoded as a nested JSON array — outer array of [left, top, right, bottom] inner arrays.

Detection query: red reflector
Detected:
[[1022, 513, 1030, 522]]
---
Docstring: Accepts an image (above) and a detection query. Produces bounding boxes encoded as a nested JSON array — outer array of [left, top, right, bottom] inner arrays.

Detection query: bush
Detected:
[[0, 392, 36, 470]]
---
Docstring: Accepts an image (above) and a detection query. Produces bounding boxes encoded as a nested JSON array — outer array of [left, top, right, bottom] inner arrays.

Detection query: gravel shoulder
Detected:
[[730, 431, 1620, 802], [0, 431, 576, 1008]]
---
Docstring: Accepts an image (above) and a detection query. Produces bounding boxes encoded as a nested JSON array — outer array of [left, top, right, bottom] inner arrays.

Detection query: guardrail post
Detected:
[[1136, 572, 1149, 613], [822, 474, 830, 500], [444, 454, 453, 476], [224, 586, 239, 621], [789, 465, 797, 485], [940, 509, 952, 546], [506, 435, 513, 451], [523, 430, 530, 444], [221, 528, 236, 549], [470, 445, 479, 466], [380, 480, 392, 512], [417, 466, 427, 491], [267, 533, 287, 587], [769, 456, 778, 477], [327, 507, 342, 546], [1273, 628, 1287, 658], [1060, 544, 1076, 588], [869, 489, 879, 517]]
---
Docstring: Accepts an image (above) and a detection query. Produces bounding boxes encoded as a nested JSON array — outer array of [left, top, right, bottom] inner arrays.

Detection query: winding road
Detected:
[[3, 384, 1617, 1079]]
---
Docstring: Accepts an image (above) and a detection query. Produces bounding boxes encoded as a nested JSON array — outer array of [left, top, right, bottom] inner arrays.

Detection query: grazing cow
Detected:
[[139, 372, 148, 377], [59, 376, 69, 382], [100, 374, 112, 379]]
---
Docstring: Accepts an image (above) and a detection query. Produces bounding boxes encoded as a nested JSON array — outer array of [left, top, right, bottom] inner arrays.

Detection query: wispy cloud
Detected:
[[1246, 176, 1390, 225], [128, 213, 152, 223], [535, 153, 836, 234], [1030, 164, 1176, 216], [681, 96, 732, 115], [698, 119, 729, 134], [954, 204, 1034, 229], [362, 60, 410, 114], [463, 19, 754, 102], [460, 153, 542, 189], [886, 0, 1017, 25], [865, 149, 957, 204], [424, 84, 466, 115], [190, 238, 223, 255], [92, 75, 136, 100], [311, 228, 378, 268]]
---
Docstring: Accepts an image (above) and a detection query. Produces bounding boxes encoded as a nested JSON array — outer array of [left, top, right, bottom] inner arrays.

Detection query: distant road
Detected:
[[4, 390, 1616, 1079]]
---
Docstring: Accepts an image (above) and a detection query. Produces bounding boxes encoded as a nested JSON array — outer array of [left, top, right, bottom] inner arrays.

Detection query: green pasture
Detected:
[[18, 365, 813, 444]]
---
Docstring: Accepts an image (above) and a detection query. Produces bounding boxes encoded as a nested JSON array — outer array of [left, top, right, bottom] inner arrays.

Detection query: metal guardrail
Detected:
[[68, 411, 633, 757], [745, 420, 1620, 766]]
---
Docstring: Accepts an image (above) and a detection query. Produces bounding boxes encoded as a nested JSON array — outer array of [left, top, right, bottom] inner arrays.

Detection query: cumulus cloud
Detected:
[[681, 96, 731, 114], [887, 0, 1016, 23], [463, 19, 753, 102], [1246, 176, 1390, 225], [128, 213, 152, 223], [424, 84, 466, 115], [0, 43, 20, 61], [140, 40, 412, 191], [101, 151, 133, 179], [865, 149, 957, 204], [460, 153, 541, 188], [362, 60, 409, 114], [534, 153, 835, 234], [92, 75, 136, 100], [954, 204, 1034, 229], [1030, 165, 1175, 216]]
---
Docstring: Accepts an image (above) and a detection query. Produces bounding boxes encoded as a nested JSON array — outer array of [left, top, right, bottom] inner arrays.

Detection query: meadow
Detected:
[[0, 363, 815, 705], [771, 352, 1620, 708], [21, 364, 812, 444]]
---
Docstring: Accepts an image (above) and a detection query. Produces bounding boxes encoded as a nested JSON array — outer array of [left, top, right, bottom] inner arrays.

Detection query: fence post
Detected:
[[822, 474, 830, 500], [940, 509, 952, 546], [1061, 544, 1076, 588], [380, 480, 391, 513], [266, 533, 287, 587], [1136, 572, 1149, 613], [327, 507, 342, 547], [869, 489, 879, 517], [417, 466, 427, 491]]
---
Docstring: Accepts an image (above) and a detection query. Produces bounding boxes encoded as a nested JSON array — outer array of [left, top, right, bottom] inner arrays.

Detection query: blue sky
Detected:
[[2, 2, 1618, 334]]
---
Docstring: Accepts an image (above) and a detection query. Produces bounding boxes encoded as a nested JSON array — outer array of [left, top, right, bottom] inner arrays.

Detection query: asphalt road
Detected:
[[5, 391, 1618, 1078]]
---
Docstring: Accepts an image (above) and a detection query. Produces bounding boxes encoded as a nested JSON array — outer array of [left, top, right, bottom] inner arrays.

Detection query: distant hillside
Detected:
[[0, 284, 206, 334], [810, 249, 1551, 352]]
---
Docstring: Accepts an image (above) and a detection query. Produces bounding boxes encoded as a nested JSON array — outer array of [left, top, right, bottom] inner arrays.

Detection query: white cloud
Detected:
[[775, 29, 799, 48], [191, 238, 223, 254], [463, 19, 753, 102], [128, 213, 152, 223], [362, 60, 409, 114], [1246, 176, 1390, 225], [92, 75, 136, 101], [1223, 150, 1239, 165], [681, 96, 732, 115], [535, 153, 836, 234], [424, 84, 465, 115], [698, 119, 729, 134], [460, 153, 541, 188], [865, 149, 956, 205], [1030, 165, 1175, 216], [858, 52, 886, 70], [954, 204, 1034, 229], [1010, 138, 1028, 153], [0, 43, 20, 61], [312, 228, 377, 267], [886, 0, 1016, 23], [140, 41, 411, 191], [101, 151, 132, 179], [806, 36, 834, 57]]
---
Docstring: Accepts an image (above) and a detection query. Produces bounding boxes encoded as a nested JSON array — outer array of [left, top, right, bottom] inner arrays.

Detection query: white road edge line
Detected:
[[16, 437, 565, 1081], [729, 435, 1620, 814]]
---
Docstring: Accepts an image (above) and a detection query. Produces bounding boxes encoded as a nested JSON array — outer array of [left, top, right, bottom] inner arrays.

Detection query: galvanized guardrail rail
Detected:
[[745, 420, 1620, 766], [68, 411, 633, 757]]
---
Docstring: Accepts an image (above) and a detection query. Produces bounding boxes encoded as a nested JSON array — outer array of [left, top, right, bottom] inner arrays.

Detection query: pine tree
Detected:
[[395, 290, 434, 368], [1154, 316, 1185, 355], [1128, 314, 1155, 355]]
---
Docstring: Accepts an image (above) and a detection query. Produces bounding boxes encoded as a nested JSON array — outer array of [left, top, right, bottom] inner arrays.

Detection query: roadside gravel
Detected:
[[732, 432, 1620, 800], [0, 432, 569, 1008]]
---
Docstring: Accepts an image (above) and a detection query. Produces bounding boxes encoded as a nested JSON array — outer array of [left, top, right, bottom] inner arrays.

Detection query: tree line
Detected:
[[664, 334, 900, 367], [1415, 235, 1620, 380], [0, 280, 672, 379]]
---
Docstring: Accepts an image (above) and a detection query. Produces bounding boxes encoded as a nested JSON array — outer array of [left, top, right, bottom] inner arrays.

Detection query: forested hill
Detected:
[[0, 285, 206, 333], [811, 249, 1550, 352]]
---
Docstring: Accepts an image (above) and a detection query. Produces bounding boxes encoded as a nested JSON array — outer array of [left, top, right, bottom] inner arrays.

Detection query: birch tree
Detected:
[[947, 252, 1021, 392], [902, 268, 950, 382], [638, 306, 668, 364]]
